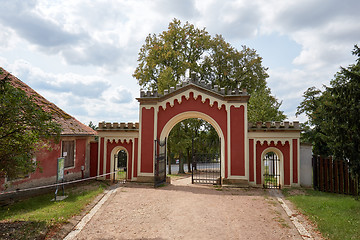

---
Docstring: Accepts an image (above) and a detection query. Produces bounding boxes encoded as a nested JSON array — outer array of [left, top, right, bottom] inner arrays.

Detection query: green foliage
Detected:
[[167, 118, 219, 172], [134, 18, 285, 122], [297, 45, 360, 177], [286, 189, 360, 240], [248, 87, 286, 122], [0, 70, 61, 179], [0, 181, 106, 239]]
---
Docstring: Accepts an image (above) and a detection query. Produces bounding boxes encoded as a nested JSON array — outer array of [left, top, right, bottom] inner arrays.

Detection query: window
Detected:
[[62, 140, 75, 168]]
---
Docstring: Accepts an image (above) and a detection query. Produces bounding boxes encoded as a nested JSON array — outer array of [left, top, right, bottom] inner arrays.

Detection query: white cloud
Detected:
[[1, 0, 360, 124]]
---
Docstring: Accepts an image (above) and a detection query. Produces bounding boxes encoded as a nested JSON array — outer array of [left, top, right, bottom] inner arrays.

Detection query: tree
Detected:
[[133, 19, 285, 123], [297, 45, 360, 178], [0, 70, 61, 179]]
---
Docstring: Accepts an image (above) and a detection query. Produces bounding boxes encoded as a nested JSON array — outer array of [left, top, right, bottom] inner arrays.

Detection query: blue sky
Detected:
[[1, 0, 359, 125]]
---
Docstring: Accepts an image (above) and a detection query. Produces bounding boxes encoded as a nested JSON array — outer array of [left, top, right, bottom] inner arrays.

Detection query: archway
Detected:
[[160, 111, 225, 182], [261, 147, 284, 188], [110, 146, 128, 181]]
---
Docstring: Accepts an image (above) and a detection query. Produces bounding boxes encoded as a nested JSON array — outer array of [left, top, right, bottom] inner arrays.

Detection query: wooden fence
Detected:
[[313, 155, 359, 196]]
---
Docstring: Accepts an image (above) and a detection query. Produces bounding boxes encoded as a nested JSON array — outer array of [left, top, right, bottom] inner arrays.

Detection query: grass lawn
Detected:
[[0, 180, 107, 240], [283, 188, 360, 240]]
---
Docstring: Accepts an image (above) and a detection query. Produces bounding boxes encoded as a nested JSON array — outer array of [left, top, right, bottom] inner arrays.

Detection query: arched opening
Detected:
[[160, 111, 225, 179], [110, 146, 128, 182], [261, 147, 283, 189], [160, 112, 223, 184]]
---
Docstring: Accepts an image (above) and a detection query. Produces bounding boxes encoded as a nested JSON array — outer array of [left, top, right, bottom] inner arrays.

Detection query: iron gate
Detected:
[[192, 153, 221, 184], [263, 152, 281, 189], [113, 150, 127, 183], [154, 138, 167, 187], [191, 138, 221, 185]]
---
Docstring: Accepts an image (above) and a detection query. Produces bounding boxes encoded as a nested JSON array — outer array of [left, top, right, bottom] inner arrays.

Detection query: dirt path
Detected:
[[73, 177, 306, 240]]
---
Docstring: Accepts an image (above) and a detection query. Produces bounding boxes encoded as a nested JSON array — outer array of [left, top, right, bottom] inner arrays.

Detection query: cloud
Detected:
[[0, 0, 85, 48], [9, 59, 111, 99]]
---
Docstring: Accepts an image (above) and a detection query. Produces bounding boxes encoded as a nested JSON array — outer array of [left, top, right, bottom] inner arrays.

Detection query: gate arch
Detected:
[[260, 147, 284, 188], [159, 111, 225, 178], [110, 146, 128, 181]]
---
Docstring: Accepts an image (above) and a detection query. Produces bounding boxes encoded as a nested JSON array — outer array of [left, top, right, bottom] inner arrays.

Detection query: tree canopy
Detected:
[[0, 70, 61, 179], [297, 45, 360, 176]]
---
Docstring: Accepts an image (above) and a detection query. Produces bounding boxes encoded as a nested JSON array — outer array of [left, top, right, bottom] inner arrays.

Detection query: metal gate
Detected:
[[154, 138, 167, 187], [113, 150, 127, 183], [192, 153, 221, 184], [263, 152, 281, 189], [192, 138, 221, 185]]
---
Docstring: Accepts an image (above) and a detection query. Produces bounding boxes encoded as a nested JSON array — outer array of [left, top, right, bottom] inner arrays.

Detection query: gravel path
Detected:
[[73, 177, 307, 240]]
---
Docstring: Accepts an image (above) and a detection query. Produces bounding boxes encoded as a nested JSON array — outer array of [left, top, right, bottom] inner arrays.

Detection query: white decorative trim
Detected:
[[131, 138, 135, 181], [137, 106, 143, 178], [227, 105, 231, 178], [244, 104, 248, 180], [253, 139, 256, 183], [97, 137, 101, 177], [297, 138, 301, 186], [138, 173, 154, 177], [290, 139, 293, 185], [103, 137, 107, 177], [107, 138, 133, 144], [227, 176, 248, 180]]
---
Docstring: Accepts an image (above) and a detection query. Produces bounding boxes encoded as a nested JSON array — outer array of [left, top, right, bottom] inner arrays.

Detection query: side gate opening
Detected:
[[263, 152, 281, 189], [114, 149, 127, 183]]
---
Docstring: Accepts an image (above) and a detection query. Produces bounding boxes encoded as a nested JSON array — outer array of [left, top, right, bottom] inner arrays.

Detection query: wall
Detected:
[[1, 136, 91, 192], [300, 143, 313, 187]]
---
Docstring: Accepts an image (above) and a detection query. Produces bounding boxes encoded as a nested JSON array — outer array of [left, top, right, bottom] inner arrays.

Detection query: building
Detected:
[[0, 68, 96, 191]]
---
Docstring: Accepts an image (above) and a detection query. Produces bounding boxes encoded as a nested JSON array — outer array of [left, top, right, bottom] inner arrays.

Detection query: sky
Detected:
[[1, 0, 359, 126]]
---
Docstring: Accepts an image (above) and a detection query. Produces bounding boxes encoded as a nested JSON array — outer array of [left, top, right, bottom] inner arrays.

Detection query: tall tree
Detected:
[[297, 45, 360, 178], [0, 70, 61, 179], [133, 19, 284, 123]]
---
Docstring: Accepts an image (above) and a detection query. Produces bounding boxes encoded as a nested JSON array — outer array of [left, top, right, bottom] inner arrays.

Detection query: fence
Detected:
[[313, 155, 359, 196]]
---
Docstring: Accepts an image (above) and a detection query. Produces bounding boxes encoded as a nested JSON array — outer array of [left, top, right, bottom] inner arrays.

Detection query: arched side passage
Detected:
[[159, 111, 226, 178], [110, 146, 129, 181], [260, 147, 284, 188]]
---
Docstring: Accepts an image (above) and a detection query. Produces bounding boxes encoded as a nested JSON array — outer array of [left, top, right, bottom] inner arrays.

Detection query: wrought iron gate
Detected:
[[113, 150, 127, 183], [263, 152, 281, 189], [154, 138, 167, 187], [192, 138, 221, 185]]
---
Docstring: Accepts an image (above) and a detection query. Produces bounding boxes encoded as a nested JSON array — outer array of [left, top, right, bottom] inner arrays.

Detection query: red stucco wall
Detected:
[[249, 139, 254, 182], [140, 107, 154, 173], [230, 105, 245, 176], [292, 139, 298, 183], [1, 137, 90, 191], [90, 142, 98, 177]]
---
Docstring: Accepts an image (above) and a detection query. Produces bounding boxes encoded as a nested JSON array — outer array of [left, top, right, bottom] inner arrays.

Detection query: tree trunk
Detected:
[[168, 149, 172, 175], [187, 148, 192, 173], [178, 152, 185, 174]]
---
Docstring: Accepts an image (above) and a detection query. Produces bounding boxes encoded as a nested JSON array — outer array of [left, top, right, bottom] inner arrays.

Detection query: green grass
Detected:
[[284, 189, 360, 240], [0, 181, 107, 239]]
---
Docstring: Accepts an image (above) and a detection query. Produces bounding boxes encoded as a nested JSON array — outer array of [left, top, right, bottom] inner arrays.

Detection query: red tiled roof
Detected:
[[0, 67, 96, 136]]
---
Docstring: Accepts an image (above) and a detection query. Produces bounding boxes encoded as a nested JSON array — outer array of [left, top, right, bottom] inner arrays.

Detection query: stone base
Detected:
[[136, 176, 155, 183], [222, 179, 249, 187]]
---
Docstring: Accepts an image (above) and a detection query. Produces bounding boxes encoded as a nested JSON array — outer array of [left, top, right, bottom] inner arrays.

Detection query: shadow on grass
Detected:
[[0, 221, 48, 240]]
